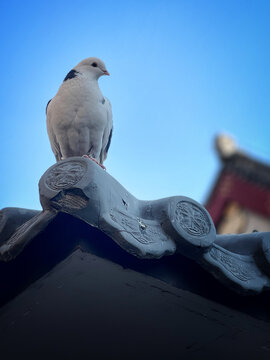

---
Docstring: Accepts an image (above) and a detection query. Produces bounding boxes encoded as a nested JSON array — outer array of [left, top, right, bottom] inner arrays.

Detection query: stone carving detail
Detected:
[[209, 247, 256, 282], [175, 201, 211, 236], [3, 213, 42, 247], [0, 210, 55, 261], [45, 161, 86, 190], [50, 189, 89, 211], [110, 210, 157, 245]]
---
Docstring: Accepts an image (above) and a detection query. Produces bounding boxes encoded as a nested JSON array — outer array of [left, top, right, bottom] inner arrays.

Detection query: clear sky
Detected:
[[1, 0, 270, 210]]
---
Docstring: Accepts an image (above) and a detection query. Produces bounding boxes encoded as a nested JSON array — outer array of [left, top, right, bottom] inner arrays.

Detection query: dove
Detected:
[[46, 57, 113, 169]]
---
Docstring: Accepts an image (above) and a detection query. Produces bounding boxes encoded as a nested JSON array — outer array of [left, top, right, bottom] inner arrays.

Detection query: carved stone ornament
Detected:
[[175, 201, 211, 237], [45, 161, 87, 190], [1, 157, 270, 295]]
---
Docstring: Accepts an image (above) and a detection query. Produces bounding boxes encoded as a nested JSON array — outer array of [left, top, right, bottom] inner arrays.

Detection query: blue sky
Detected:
[[0, 0, 270, 210]]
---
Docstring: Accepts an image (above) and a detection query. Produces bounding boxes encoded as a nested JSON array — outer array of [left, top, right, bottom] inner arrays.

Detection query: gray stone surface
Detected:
[[1, 249, 270, 360], [0, 209, 56, 261], [1, 157, 270, 295], [0, 207, 40, 246]]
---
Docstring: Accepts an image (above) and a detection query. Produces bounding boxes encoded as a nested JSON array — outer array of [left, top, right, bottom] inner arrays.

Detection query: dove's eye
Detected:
[[91, 62, 97, 67]]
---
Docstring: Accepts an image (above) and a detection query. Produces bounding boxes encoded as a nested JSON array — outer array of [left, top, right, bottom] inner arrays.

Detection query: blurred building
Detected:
[[205, 135, 270, 234]]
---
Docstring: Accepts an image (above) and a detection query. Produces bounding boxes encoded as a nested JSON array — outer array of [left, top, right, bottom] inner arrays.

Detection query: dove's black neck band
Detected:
[[63, 69, 80, 82]]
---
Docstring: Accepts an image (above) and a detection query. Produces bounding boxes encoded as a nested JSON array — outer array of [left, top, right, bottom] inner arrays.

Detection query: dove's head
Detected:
[[75, 57, 110, 79]]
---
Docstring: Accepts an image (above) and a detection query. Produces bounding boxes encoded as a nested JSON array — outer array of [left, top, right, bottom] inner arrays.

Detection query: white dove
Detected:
[[46, 57, 113, 169]]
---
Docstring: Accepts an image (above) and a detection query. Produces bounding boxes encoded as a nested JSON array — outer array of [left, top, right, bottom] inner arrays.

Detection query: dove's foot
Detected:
[[82, 155, 106, 170]]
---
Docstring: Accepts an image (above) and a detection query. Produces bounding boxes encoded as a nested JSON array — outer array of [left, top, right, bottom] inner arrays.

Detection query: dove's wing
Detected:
[[100, 97, 113, 164], [46, 99, 63, 161]]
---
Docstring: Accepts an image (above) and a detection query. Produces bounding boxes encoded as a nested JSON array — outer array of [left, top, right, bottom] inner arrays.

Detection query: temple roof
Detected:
[[215, 134, 270, 187], [206, 135, 270, 224]]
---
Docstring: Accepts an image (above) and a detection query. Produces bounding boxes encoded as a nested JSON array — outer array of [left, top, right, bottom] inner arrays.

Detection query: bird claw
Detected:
[[82, 155, 106, 170]]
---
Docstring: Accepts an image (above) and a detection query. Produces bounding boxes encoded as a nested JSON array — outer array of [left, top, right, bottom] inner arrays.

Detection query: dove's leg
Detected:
[[83, 138, 106, 169], [82, 155, 106, 170]]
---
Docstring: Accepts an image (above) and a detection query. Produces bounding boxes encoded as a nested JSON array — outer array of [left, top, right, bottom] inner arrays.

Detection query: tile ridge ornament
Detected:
[[1, 157, 270, 295]]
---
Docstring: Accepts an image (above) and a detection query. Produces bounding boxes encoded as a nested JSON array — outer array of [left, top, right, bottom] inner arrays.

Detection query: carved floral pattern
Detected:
[[209, 247, 258, 281], [45, 161, 86, 190], [175, 201, 211, 236]]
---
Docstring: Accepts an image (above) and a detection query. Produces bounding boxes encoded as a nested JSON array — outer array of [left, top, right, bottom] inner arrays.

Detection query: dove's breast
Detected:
[[48, 79, 107, 131]]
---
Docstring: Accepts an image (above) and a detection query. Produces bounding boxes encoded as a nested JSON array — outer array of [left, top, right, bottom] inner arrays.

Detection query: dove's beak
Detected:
[[103, 70, 110, 76]]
